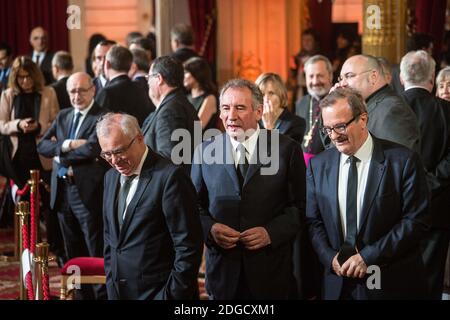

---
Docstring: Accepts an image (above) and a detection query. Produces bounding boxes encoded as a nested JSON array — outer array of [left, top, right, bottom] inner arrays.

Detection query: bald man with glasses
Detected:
[[336, 54, 420, 153], [37, 72, 108, 299]]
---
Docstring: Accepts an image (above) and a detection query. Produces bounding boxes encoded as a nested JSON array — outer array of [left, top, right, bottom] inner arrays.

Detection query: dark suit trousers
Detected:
[[56, 179, 103, 258], [57, 178, 105, 299], [421, 227, 450, 299]]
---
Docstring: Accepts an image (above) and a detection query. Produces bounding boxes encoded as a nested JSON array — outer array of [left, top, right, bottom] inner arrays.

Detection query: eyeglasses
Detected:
[[17, 74, 32, 81], [68, 85, 93, 95], [100, 136, 137, 161], [321, 115, 359, 135], [337, 70, 373, 82]]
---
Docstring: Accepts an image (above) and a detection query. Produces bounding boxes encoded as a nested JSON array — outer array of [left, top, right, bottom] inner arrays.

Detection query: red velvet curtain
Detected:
[[415, 0, 446, 56], [0, 0, 69, 56], [188, 0, 216, 65], [308, 0, 333, 57]]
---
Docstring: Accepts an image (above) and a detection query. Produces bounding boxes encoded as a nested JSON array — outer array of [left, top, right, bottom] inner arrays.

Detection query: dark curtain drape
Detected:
[[188, 0, 216, 66], [415, 0, 446, 56], [308, 0, 333, 57], [0, 0, 69, 56]]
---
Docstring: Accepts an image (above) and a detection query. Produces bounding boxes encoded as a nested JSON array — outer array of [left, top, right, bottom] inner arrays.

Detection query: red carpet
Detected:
[[1, 228, 208, 300], [0, 228, 61, 300]]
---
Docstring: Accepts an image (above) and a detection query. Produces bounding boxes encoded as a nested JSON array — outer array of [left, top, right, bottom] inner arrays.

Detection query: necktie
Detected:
[[117, 174, 137, 230], [236, 143, 248, 188], [337, 155, 360, 265], [35, 54, 41, 66], [57, 112, 82, 177]]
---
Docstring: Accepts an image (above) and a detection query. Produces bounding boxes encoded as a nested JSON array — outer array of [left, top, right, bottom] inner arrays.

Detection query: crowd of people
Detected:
[[0, 24, 449, 301]]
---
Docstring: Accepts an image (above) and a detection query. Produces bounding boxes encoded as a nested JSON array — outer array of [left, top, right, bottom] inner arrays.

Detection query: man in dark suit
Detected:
[[191, 79, 306, 299], [96, 45, 154, 126], [97, 113, 203, 300], [128, 48, 153, 107], [295, 55, 333, 161], [29, 26, 54, 85], [0, 42, 12, 94], [338, 54, 420, 153], [37, 72, 106, 261], [170, 24, 198, 64], [400, 50, 450, 299], [92, 40, 116, 96], [142, 56, 198, 170], [306, 87, 430, 300], [50, 51, 73, 109]]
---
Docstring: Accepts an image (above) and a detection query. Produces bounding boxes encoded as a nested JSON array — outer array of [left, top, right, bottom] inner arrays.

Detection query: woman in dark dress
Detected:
[[183, 57, 219, 132], [0, 56, 59, 188], [255, 72, 306, 144]]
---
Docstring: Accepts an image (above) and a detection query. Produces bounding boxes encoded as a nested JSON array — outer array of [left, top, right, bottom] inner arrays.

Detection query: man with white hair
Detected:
[[295, 55, 333, 162], [400, 50, 450, 299]]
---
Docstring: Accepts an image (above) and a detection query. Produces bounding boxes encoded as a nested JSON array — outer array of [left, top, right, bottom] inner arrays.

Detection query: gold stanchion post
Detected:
[[16, 201, 30, 300]]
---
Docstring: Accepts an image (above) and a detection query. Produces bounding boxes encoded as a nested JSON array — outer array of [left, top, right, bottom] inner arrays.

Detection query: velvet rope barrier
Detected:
[[30, 189, 36, 254], [21, 222, 35, 300]]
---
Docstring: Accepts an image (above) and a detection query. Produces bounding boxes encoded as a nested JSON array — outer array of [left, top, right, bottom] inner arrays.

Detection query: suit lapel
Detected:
[[118, 152, 154, 245], [243, 131, 268, 186], [222, 134, 241, 190], [109, 172, 121, 240], [359, 138, 386, 230], [75, 104, 99, 137], [328, 149, 344, 244]]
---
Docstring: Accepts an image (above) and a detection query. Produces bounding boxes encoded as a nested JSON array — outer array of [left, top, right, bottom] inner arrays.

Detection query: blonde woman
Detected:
[[0, 56, 58, 188]]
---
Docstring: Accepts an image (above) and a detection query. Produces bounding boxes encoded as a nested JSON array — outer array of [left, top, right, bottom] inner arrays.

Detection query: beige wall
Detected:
[[216, 0, 303, 86], [68, 0, 152, 72]]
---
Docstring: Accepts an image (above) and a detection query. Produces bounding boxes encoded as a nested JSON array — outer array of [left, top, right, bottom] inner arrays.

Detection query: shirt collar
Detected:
[[133, 146, 148, 176], [229, 126, 260, 155], [75, 99, 95, 116], [341, 132, 373, 164]]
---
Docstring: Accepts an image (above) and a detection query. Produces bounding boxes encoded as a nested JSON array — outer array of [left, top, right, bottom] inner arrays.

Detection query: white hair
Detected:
[[400, 50, 436, 85]]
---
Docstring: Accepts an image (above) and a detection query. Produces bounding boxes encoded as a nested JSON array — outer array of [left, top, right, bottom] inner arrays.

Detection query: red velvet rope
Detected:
[[16, 183, 30, 197], [26, 272, 35, 300], [42, 273, 50, 300], [30, 189, 36, 254], [21, 220, 35, 300]]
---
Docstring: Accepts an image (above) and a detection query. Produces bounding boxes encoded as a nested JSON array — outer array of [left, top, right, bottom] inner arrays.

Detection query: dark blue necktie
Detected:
[[57, 112, 81, 177], [337, 155, 360, 265]]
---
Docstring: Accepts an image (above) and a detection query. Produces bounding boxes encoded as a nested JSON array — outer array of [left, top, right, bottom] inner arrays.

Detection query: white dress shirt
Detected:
[[61, 100, 95, 153], [338, 133, 373, 238], [32, 51, 46, 66], [229, 127, 260, 167], [120, 146, 149, 220]]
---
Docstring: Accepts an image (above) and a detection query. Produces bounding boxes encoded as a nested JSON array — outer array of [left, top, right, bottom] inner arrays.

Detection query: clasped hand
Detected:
[[210, 223, 271, 250]]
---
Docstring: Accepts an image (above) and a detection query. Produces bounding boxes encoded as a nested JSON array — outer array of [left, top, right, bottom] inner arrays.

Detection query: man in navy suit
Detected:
[[191, 79, 306, 299], [97, 113, 203, 300], [38, 72, 106, 260], [29, 26, 55, 85], [306, 87, 430, 299], [96, 45, 154, 126], [37, 72, 107, 299], [142, 56, 198, 172]]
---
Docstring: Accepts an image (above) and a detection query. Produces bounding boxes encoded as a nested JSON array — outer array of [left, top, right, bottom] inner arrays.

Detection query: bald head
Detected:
[[30, 27, 48, 52], [66, 72, 95, 110], [339, 54, 386, 99]]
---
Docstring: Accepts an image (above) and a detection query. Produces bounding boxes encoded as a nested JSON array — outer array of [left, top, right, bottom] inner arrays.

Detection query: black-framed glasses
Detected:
[[100, 136, 137, 161], [321, 115, 359, 135], [337, 69, 373, 82]]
